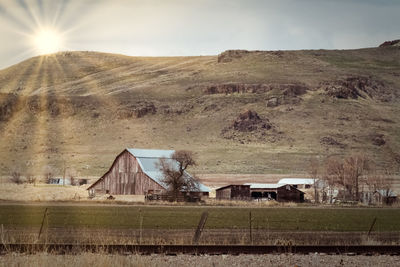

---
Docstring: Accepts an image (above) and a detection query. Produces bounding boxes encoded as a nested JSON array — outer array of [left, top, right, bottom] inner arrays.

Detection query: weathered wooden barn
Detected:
[[245, 183, 305, 202], [216, 185, 250, 200], [87, 148, 210, 198], [215, 183, 305, 202]]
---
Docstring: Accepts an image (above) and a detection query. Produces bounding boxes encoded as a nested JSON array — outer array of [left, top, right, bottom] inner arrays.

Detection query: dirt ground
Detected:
[[0, 253, 399, 267]]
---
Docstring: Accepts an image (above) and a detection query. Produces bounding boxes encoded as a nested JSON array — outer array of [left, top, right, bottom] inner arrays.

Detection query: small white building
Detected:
[[48, 178, 71, 185]]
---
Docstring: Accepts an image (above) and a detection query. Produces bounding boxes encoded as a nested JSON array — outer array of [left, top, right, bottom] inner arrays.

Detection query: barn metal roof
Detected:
[[278, 178, 317, 185], [127, 148, 210, 192], [127, 148, 175, 158]]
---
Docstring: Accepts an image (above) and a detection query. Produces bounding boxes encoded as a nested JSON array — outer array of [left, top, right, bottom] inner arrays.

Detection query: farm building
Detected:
[[245, 183, 305, 202], [87, 148, 210, 199], [215, 183, 305, 202], [373, 189, 398, 205], [278, 178, 319, 189], [216, 185, 250, 200], [48, 178, 71, 185]]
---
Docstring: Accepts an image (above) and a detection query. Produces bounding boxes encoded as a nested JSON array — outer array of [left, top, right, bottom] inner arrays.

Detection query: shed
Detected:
[[87, 148, 210, 198], [216, 185, 250, 200], [245, 183, 305, 202], [48, 178, 71, 185], [373, 189, 398, 205]]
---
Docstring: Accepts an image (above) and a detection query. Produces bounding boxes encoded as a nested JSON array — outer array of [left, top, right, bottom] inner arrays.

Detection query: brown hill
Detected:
[[0, 47, 399, 177]]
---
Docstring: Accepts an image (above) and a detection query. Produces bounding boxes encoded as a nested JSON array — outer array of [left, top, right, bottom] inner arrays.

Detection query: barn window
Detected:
[[286, 185, 291, 190]]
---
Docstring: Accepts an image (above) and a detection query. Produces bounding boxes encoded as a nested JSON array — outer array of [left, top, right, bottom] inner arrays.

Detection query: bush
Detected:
[[26, 174, 37, 184], [10, 171, 23, 184]]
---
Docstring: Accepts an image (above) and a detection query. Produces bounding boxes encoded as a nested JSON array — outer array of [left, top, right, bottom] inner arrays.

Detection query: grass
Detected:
[[1, 205, 400, 232]]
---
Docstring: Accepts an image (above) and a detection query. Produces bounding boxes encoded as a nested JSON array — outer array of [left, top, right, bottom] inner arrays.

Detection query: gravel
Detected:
[[1, 253, 399, 267]]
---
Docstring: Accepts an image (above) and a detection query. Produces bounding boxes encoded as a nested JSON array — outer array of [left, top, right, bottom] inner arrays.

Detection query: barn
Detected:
[[87, 148, 210, 198], [216, 185, 250, 200], [245, 183, 305, 202]]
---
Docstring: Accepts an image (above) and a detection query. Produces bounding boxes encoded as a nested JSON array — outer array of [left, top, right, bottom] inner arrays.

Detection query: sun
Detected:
[[32, 28, 64, 55]]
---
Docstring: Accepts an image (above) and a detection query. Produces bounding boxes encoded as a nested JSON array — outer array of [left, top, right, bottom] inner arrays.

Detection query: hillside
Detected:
[[0, 46, 400, 177]]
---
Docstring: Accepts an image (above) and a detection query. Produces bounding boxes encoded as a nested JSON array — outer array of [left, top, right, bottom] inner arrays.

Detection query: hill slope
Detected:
[[0, 47, 400, 177]]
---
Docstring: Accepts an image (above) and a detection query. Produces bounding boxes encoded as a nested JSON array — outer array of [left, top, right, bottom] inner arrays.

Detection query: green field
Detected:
[[1, 205, 400, 232]]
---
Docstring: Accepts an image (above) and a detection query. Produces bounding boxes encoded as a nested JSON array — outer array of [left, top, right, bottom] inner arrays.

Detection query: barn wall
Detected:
[[92, 150, 165, 195], [277, 185, 303, 202], [231, 185, 250, 199], [216, 187, 232, 200]]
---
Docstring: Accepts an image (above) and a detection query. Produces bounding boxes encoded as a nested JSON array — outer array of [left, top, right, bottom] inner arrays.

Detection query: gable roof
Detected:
[[88, 148, 210, 192]]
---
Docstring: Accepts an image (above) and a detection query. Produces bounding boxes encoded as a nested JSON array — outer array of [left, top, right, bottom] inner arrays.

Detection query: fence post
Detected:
[[249, 211, 253, 244], [38, 208, 48, 240], [368, 217, 377, 236], [193, 211, 208, 244], [139, 208, 143, 244]]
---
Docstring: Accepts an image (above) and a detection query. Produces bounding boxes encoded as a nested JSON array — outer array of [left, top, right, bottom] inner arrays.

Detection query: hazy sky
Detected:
[[0, 0, 399, 69]]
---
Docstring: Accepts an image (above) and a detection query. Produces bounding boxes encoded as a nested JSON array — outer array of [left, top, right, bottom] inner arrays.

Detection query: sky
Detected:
[[0, 0, 399, 69]]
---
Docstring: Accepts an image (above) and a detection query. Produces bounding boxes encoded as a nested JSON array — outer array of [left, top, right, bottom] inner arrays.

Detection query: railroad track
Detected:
[[1, 244, 399, 255]]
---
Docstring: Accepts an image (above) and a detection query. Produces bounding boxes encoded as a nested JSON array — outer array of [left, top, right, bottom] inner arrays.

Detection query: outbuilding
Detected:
[[245, 183, 305, 202], [87, 148, 210, 199], [216, 185, 250, 200]]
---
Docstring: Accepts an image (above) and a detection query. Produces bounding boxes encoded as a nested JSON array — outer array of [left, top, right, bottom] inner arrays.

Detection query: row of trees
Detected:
[[309, 154, 396, 204], [9, 165, 80, 185]]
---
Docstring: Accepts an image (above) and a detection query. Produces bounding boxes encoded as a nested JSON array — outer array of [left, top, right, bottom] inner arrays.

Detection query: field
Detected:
[[1, 205, 400, 231], [1, 204, 400, 246]]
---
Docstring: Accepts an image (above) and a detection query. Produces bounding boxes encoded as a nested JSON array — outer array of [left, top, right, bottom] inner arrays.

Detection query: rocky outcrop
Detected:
[[321, 76, 389, 100], [217, 50, 251, 63], [371, 134, 385, 146], [232, 110, 272, 132], [320, 136, 346, 149], [204, 83, 308, 95], [0, 94, 19, 121], [221, 110, 282, 143], [379, 40, 400, 47], [117, 102, 156, 119]]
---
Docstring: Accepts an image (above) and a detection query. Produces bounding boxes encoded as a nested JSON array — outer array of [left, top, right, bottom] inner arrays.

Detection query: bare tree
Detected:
[[158, 150, 199, 201], [344, 154, 370, 201], [308, 158, 320, 203], [10, 169, 23, 184], [325, 157, 348, 200], [43, 165, 56, 184], [25, 173, 37, 184], [66, 168, 79, 186]]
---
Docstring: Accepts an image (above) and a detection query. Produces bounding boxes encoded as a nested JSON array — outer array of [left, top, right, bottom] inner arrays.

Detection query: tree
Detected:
[[66, 168, 79, 186], [43, 165, 56, 184], [25, 173, 37, 184], [158, 150, 199, 201], [324, 154, 372, 202], [10, 169, 23, 184], [308, 158, 320, 203], [344, 154, 370, 201]]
